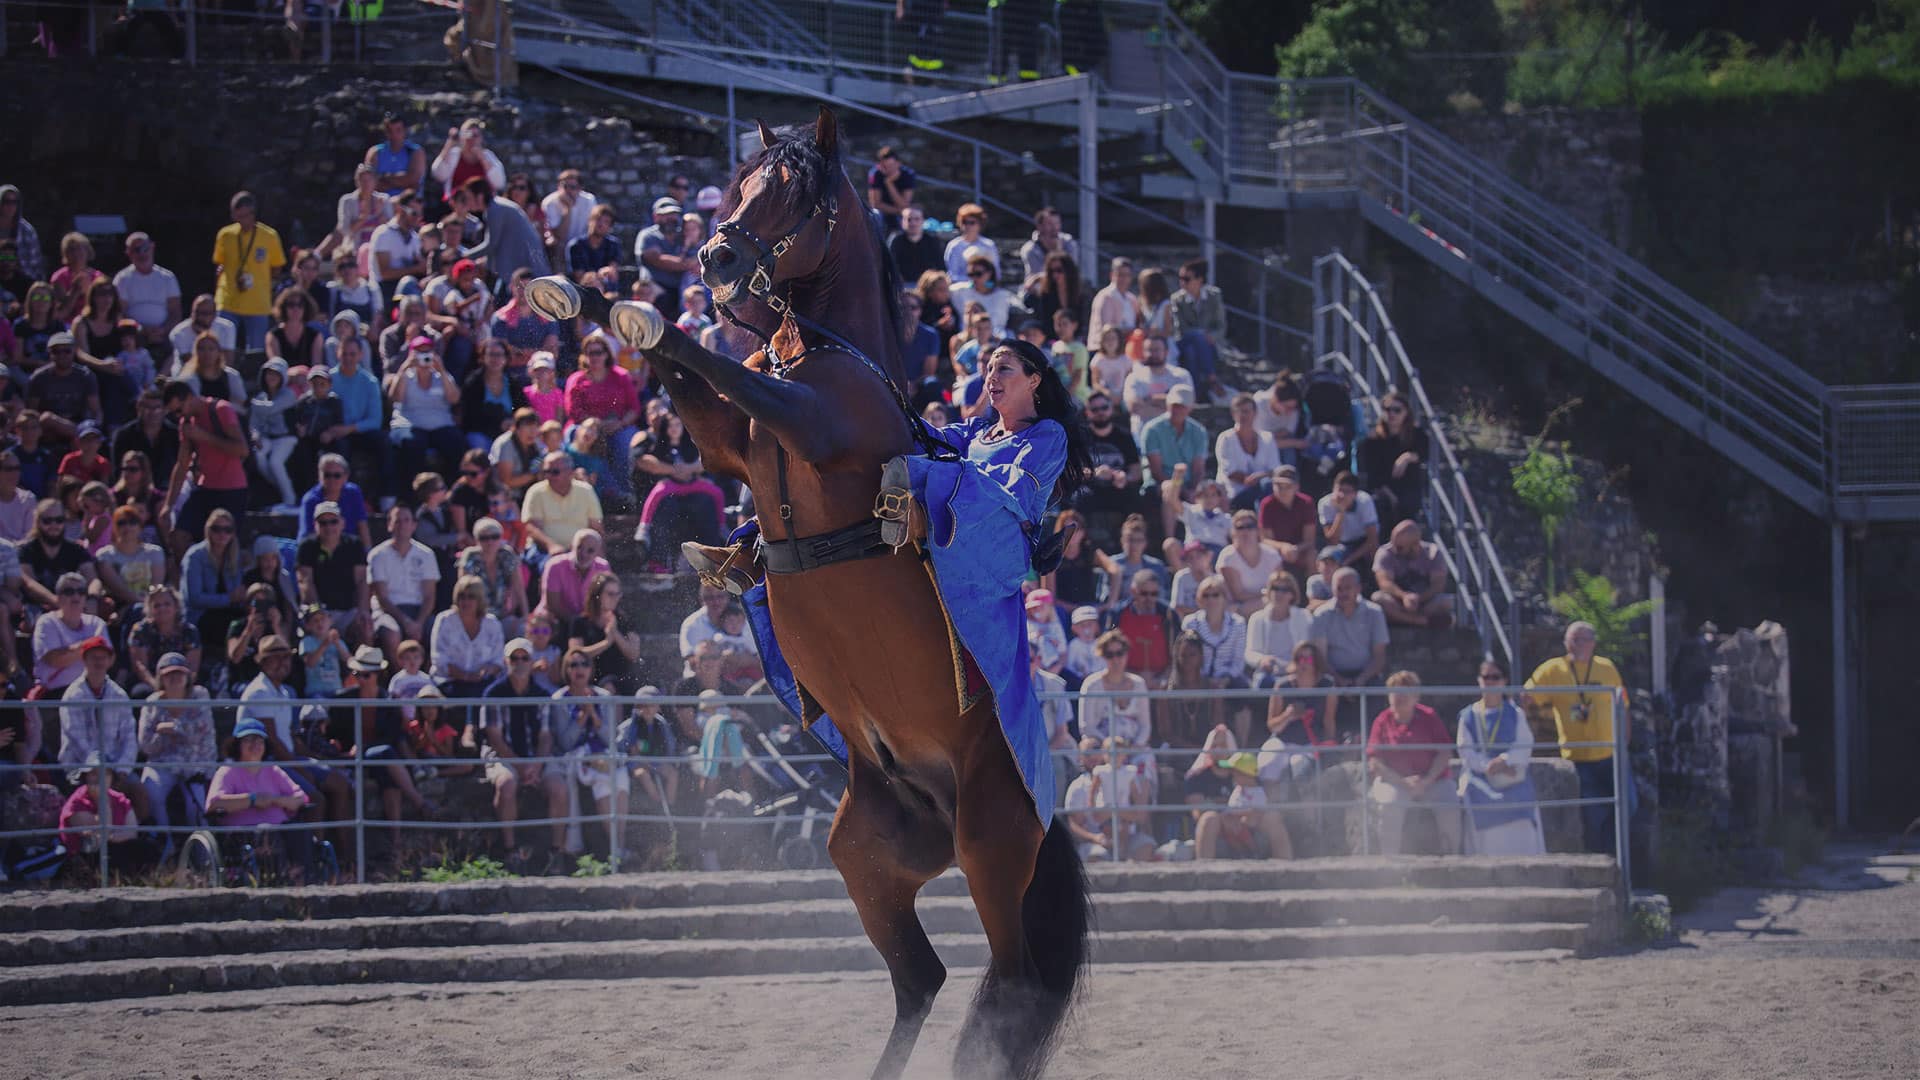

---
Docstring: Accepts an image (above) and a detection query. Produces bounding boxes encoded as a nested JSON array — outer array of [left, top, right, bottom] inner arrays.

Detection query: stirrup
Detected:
[[684, 541, 757, 596], [874, 456, 917, 550]]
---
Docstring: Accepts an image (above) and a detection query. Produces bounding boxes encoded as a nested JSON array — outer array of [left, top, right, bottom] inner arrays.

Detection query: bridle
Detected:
[[707, 169, 956, 465]]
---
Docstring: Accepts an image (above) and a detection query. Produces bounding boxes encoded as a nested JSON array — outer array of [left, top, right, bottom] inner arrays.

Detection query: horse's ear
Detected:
[[756, 119, 778, 149], [814, 106, 838, 159]]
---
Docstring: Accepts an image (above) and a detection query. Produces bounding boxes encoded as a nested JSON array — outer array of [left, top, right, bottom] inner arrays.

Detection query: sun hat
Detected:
[[1070, 606, 1100, 626], [257, 634, 292, 657], [504, 637, 534, 660], [1024, 589, 1054, 609], [1317, 544, 1346, 563], [695, 185, 724, 211], [348, 645, 388, 673], [157, 652, 192, 676], [1166, 383, 1196, 406], [233, 717, 269, 741], [313, 500, 343, 521], [652, 197, 683, 215]]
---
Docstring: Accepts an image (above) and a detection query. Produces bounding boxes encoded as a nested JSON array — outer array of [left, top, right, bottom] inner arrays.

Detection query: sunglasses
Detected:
[[668, 181, 690, 190], [529, 625, 553, 634], [462, 468, 485, 478], [41, 516, 67, 525], [1101, 649, 1127, 659], [1385, 406, 1408, 416], [322, 471, 346, 479], [509, 653, 532, 663], [317, 517, 343, 526], [123, 463, 146, 472], [208, 525, 235, 534], [479, 533, 502, 541], [58, 586, 86, 597], [566, 659, 593, 669], [545, 466, 568, 475], [1478, 672, 1503, 681], [1232, 523, 1255, 531], [1135, 589, 1161, 597], [968, 269, 989, 278]]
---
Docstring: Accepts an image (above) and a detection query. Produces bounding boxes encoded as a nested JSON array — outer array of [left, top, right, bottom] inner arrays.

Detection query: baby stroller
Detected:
[[748, 723, 847, 870]]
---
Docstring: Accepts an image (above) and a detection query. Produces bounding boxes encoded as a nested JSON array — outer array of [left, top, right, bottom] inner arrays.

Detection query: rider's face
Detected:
[[982, 348, 1041, 420]]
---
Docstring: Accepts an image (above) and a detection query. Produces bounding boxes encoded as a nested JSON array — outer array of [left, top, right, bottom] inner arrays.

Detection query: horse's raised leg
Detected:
[[829, 752, 955, 1080], [951, 730, 1051, 1080]]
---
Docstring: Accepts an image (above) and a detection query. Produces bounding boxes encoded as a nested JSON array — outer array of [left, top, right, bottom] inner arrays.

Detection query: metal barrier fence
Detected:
[[0, 684, 1632, 892]]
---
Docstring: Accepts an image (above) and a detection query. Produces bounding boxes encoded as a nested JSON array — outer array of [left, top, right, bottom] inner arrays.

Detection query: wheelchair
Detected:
[[178, 820, 339, 888]]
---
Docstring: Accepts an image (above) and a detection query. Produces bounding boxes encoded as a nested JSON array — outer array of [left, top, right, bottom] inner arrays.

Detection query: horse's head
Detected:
[[702, 107, 845, 313]]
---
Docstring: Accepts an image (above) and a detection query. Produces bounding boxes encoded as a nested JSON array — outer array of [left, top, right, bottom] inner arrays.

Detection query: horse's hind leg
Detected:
[[829, 753, 954, 1080], [951, 742, 1049, 1080]]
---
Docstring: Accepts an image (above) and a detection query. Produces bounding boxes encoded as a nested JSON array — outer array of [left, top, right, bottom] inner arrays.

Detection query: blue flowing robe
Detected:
[[743, 415, 1064, 827]]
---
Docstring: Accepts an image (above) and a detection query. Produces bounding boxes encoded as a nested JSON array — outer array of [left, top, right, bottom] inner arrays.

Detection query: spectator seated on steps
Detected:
[[1371, 519, 1454, 630], [1193, 751, 1292, 861], [1366, 670, 1461, 855]]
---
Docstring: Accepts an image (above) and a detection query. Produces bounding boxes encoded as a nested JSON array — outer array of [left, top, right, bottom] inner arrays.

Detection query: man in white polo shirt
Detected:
[[366, 502, 441, 659]]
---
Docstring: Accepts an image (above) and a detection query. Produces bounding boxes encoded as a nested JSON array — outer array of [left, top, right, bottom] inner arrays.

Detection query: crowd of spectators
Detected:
[[0, 121, 1621, 881]]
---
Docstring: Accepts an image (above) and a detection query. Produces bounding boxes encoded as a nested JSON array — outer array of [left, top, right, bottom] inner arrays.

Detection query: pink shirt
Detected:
[[563, 366, 639, 425], [59, 784, 136, 848], [525, 384, 565, 425], [538, 554, 610, 621], [205, 762, 307, 827]]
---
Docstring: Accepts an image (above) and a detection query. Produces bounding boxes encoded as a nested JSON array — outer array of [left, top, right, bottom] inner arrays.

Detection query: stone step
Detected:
[[0, 857, 1618, 932], [0, 922, 1594, 1006], [0, 887, 1609, 968]]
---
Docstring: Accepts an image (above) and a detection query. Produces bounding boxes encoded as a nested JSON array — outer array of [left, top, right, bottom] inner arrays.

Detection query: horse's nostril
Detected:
[[710, 245, 736, 268]]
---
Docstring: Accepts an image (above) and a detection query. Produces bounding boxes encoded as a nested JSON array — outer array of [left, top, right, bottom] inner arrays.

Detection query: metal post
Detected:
[[1201, 196, 1217, 285], [823, 0, 835, 93], [1256, 264, 1268, 362], [87, 1, 97, 56], [606, 750, 621, 874], [1650, 574, 1667, 698], [1357, 689, 1369, 856], [1612, 686, 1631, 896], [1, 0, 9, 56], [492, 15, 503, 95], [1077, 76, 1099, 286], [96, 763, 111, 883], [353, 736, 366, 884], [726, 83, 738, 179], [1107, 754, 1121, 863], [185, 0, 196, 66], [320, 0, 331, 65], [971, 143, 982, 206], [1830, 523, 1850, 831]]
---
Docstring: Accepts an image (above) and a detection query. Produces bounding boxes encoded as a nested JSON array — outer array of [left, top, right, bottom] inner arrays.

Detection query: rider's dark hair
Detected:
[[993, 340, 1091, 501]]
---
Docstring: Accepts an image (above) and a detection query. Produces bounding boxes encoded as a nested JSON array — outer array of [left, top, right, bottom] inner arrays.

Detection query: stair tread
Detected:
[[0, 922, 1595, 982]]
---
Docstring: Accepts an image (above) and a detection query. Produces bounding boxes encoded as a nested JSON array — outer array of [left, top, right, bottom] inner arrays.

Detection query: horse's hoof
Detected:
[[610, 300, 665, 351], [524, 276, 582, 322]]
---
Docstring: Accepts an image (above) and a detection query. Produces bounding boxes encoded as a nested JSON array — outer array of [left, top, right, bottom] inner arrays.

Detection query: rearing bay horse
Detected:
[[529, 108, 1089, 1080]]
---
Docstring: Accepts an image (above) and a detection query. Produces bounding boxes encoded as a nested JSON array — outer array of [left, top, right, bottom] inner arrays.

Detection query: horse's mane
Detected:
[[723, 118, 908, 390]]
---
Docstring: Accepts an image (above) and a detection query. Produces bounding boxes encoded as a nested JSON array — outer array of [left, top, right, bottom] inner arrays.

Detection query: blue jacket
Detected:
[[181, 540, 244, 620]]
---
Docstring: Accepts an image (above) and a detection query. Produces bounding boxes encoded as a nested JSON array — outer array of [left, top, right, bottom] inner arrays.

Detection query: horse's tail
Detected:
[[1017, 816, 1092, 1067]]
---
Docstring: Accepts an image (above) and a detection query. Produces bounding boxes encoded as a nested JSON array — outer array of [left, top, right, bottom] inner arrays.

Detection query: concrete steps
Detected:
[[0, 857, 1619, 1005]]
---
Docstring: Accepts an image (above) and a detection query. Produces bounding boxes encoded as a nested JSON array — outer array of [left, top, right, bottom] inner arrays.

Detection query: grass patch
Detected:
[[571, 854, 613, 878]]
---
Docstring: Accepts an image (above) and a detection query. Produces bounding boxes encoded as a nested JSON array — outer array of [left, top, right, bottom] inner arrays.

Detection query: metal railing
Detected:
[[1, 685, 1633, 896], [0, 0, 453, 66], [1831, 385, 1920, 500], [1313, 253, 1518, 672], [512, 0, 1314, 365], [1275, 79, 1839, 515]]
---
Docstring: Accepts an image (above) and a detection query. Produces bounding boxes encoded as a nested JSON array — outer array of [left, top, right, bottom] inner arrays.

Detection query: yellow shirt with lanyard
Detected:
[[1524, 654, 1625, 763], [211, 221, 287, 317]]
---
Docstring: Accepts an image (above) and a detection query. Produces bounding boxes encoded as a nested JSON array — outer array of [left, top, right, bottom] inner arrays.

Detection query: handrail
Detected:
[[513, 0, 1315, 359], [1314, 253, 1518, 672]]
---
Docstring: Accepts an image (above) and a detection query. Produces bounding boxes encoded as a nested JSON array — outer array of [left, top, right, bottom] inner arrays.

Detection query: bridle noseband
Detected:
[[710, 180, 836, 338]]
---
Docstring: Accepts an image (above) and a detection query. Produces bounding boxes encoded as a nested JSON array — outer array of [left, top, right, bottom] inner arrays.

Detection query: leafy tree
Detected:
[[1511, 440, 1580, 594], [1276, 0, 1507, 110], [1172, 0, 1315, 74], [1549, 570, 1656, 660]]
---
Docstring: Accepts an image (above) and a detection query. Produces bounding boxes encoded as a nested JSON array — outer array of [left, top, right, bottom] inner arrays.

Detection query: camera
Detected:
[[250, 597, 275, 613]]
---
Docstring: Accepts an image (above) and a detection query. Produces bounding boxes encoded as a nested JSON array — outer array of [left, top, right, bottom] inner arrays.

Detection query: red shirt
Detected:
[[563, 366, 640, 425], [1259, 490, 1316, 550], [186, 399, 249, 491], [58, 450, 112, 485], [1116, 604, 1171, 678], [1367, 703, 1451, 779]]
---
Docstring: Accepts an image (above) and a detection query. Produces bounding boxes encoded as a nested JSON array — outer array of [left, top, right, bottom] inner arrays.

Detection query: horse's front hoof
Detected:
[[524, 276, 583, 322], [610, 300, 665, 351]]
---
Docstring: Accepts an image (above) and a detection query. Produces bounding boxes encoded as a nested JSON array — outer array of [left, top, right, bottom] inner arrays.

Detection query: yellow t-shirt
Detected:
[[211, 221, 287, 317], [1525, 655, 1626, 762]]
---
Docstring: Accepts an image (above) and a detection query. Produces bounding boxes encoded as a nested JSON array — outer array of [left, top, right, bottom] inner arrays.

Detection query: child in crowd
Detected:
[[674, 285, 712, 336], [1090, 326, 1131, 401], [525, 611, 562, 677], [1024, 589, 1067, 676], [299, 604, 351, 700], [713, 601, 761, 684], [1050, 308, 1090, 402], [250, 358, 300, 513], [524, 351, 563, 424], [1063, 605, 1102, 686], [538, 418, 566, 458], [292, 367, 343, 450], [58, 422, 112, 484], [1170, 540, 1214, 619], [114, 319, 157, 396], [567, 417, 612, 497], [327, 258, 379, 330], [388, 639, 437, 715], [488, 487, 529, 552], [1306, 545, 1343, 612], [1017, 319, 1048, 351], [75, 481, 113, 554], [951, 309, 994, 377], [1173, 474, 1233, 556], [404, 686, 475, 779]]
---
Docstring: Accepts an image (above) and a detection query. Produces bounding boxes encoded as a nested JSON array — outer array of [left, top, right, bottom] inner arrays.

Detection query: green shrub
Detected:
[[1549, 571, 1655, 662], [421, 855, 514, 883], [572, 854, 613, 878], [1511, 440, 1580, 595]]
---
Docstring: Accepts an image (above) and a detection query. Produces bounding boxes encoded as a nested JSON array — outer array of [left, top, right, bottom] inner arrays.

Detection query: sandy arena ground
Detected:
[[7, 845, 1917, 1080]]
